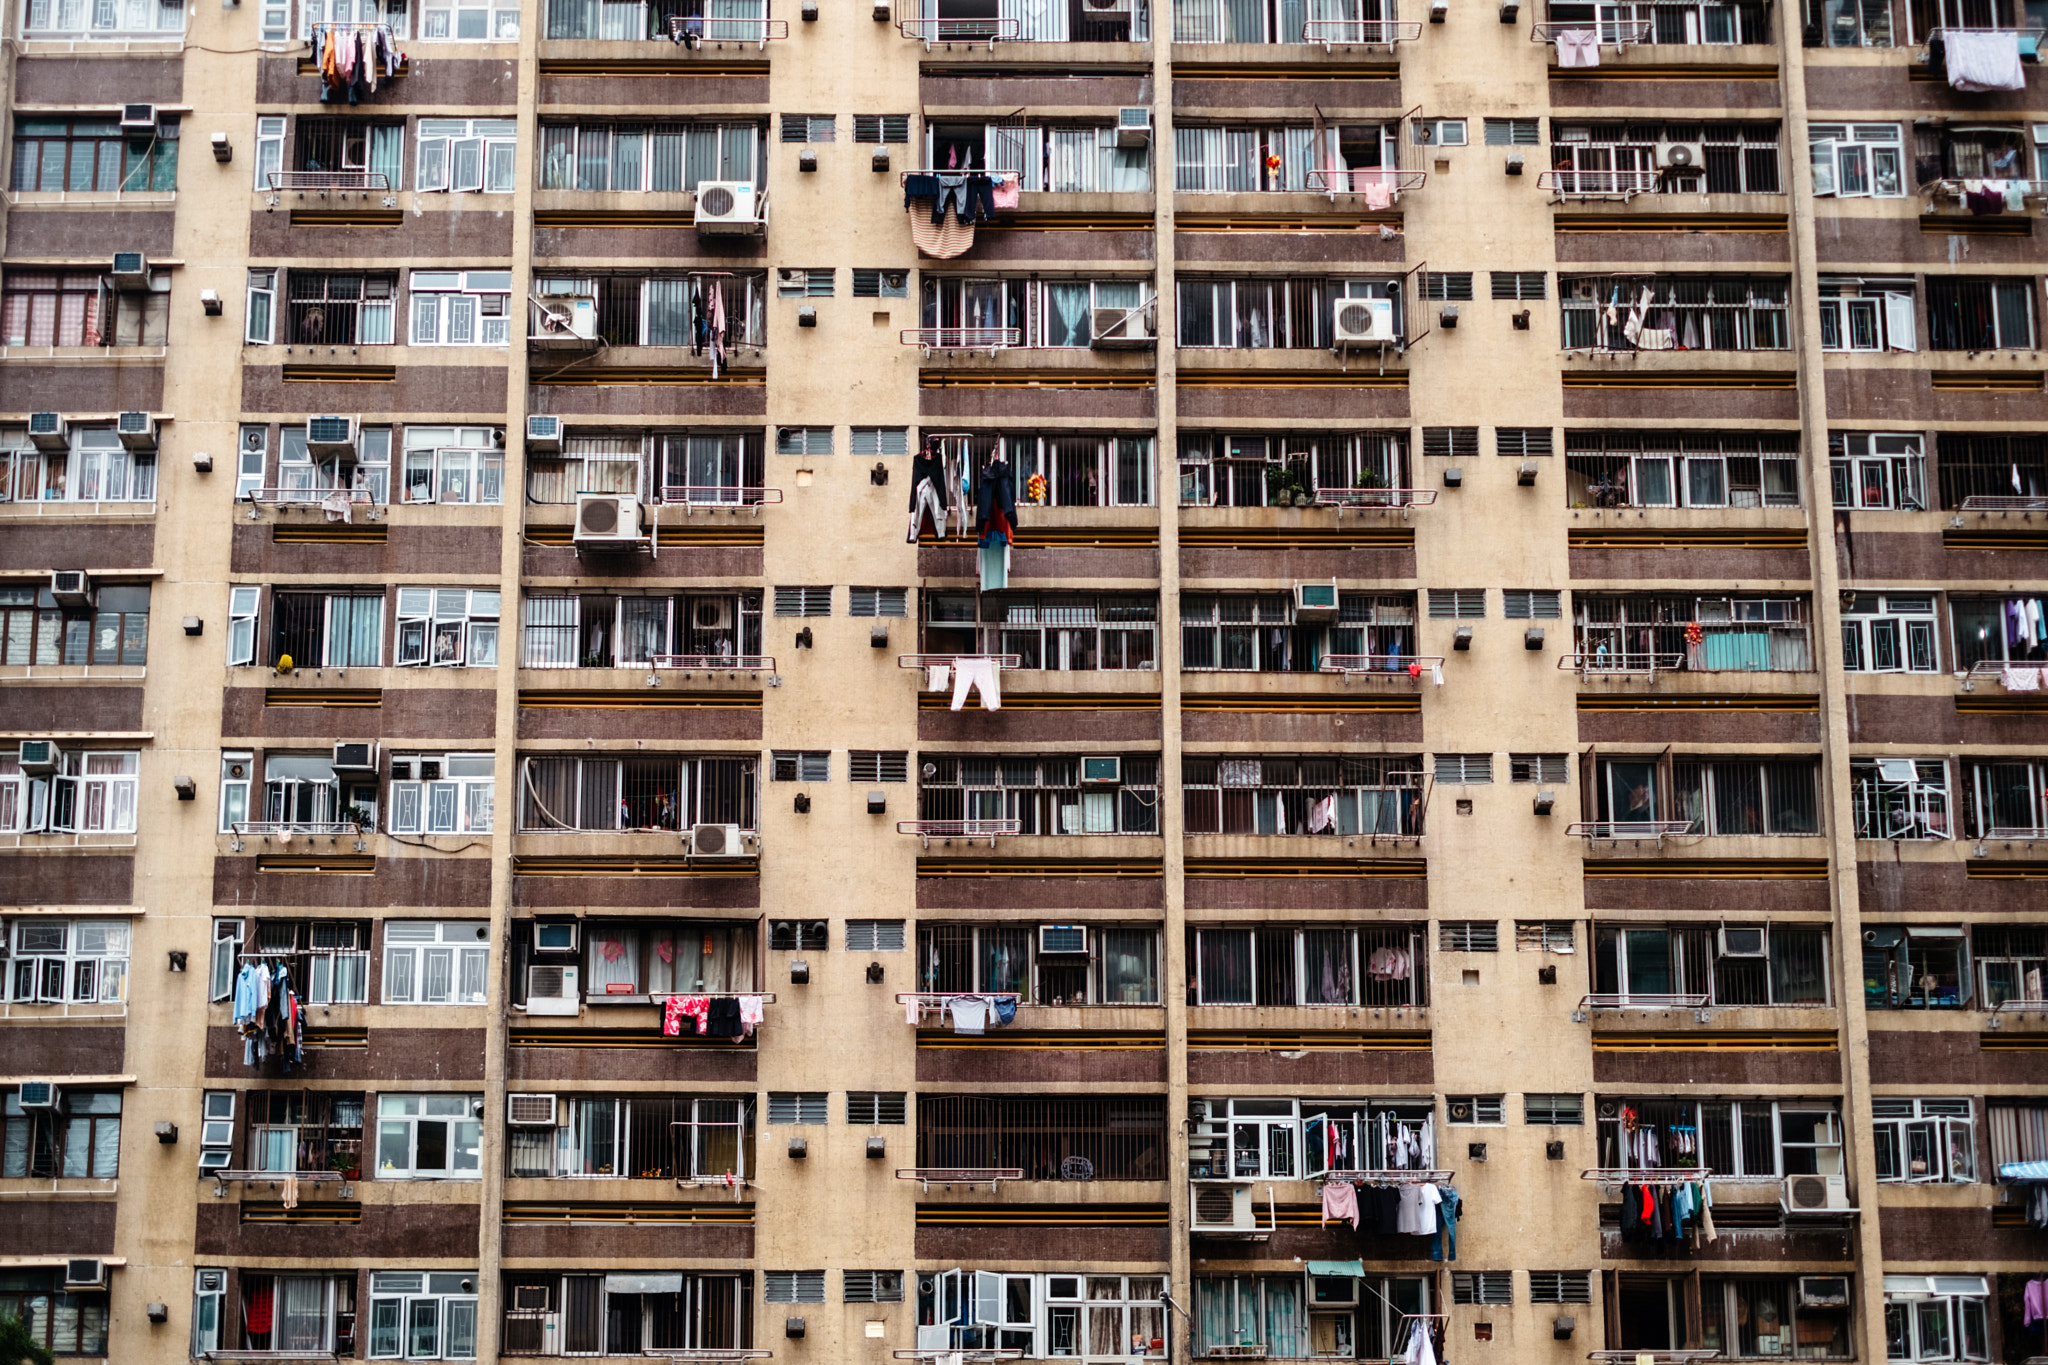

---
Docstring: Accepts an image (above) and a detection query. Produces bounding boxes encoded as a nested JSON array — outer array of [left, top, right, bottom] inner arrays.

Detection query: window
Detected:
[[777, 269, 834, 298], [1176, 270, 1384, 345], [194, 1268, 226, 1355], [1420, 271, 1474, 301], [0, 755, 140, 837], [23, 0, 183, 36], [273, 269, 396, 347], [1491, 271, 1547, 300], [581, 921, 758, 999], [1551, 122, 1781, 193], [849, 587, 907, 618], [1447, 1096, 1505, 1125], [1935, 432, 2045, 509], [0, 1086, 120, 1176], [1884, 1276, 1989, 1363], [1952, 594, 2048, 672], [1511, 755, 1570, 784], [1594, 923, 1831, 1006], [253, 115, 286, 188], [0, 428, 158, 504], [1193, 1274, 1426, 1363], [502, 1272, 748, 1357], [1963, 759, 2048, 841], [0, 1268, 108, 1356], [367, 1272, 478, 1360], [1864, 926, 1972, 1009], [846, 919, 906, 952], [416, 119, 516, 194], [209, 919, 245, 1003], [764, 1273, 827, 1305], [853, 115, 911, 144], [767, 1093, 828, 1125], [1435, 755, 1494, 786], [1497, 427, 1554, 457], [925, 755, 1161, 834], [1528, 1272, 1592, 1304], [1517, 921, 1576, 953], [1873, 1099, 1975, 1183], [847, 1092, 907, 1125], [853, 269, 910, 299], [927, 277, 1150, 348], [389, 754, 494, 835], [1189, 924, 1428, 1007], [395, 590, 499, 668], [409, 270, 512, 346], [1589, 755, 1821, 835], [1184, 756, 1419, 838], [780, 115, 836, 143], [1850, 758, 1949, 840], [1808, 0, 1893, 44], [845, 1272, 905, 1304], [1597, 1097, 1842, 1176], [197, 1091, 236, 1171], [249, 921, 370, 1005], [774, 424, 832, 453], [1583, 593, 1816, 675], [771, 751, 830, 782], [1809, 122, 1905, 197], [848, 751, 909, 783], [1439, 920, 1499, 951], [1831, 432, 1925, 510], [774, 586, 832, 617], [949, 432, 1158, 509], [924, 120, 1152, 193], [1566, 431, 1801, 510], [1451, 1273, 1511, 1306], [918, 923, 1160, 1005], [522, 592, 765, 669], [1423, 427, 1479, 458], [930, 591, 1159, 671], [1485, 117, 1542, 146], [401, 425, 503, 505], [216, 752, 253, 831], [0, 581, 149, 661], [1, 267, 167, 346], [1927, 277, 2035, 351], [375, 1094, 481, 1179], [508, 1094, 750, 1180], [851, 426, 911, 455], [244, 1089, 365, 1174], [1989, 1100, 2048, 1166], [1841, 593, 1938, 673], [537, 122, 763, 191], [1560, 274, 1789, 352], [769, 919, 828, 950], [1429, 589, 1485, 619], [1503, 590, 1561, 619], [382, 921, 490, 1006], [1819, 278, 1915, 352], [284, 117, 404, 190], [1524, 1094, 1585, 1125], [10, 114, 177, 192], [1973, 924, 2046, 1008], [1414, 118, 1468, 146], [262, 588, 384, 668]]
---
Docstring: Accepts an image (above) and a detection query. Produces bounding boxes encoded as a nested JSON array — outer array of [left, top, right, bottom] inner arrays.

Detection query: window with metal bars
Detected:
[[852, 268, 910, 299], [771, 751, 829, 782], [769, 919, 829, 951], [779, 115, 836, 143], [1497, 427, 1554, 457], [764, 1271, 826, 1303], [1528, 1271, 1592, 1304], [505, 1093, 749, 1180], [1565, 430, 1801, 511], [1178, 592, 1411, 673], [775, 426, 833, 455], [1516, 921, 1576, 954], [1549, 122, 1780, 195], [1182, 756, 1421, 838], [1484, 118, 1540, 146], [1595, 923, 1833, 1007], [1935, 431, 2045, 508], [1423, 427, 1479, 459], [849, 588, 907, 618], [777, 268, 834, 298], [1447, 1096, 1505, 1125], [1511, 755, 1570, 784], [847, 1092, 907, 1125], [851, 427, 910, 455], [1188, 923, 1430, 1007], [916, 1095, 1167, 1180], [766, 1093, 828, 1125], [1434, 755, 1494, 786], [1559, 273, 1790, 352], [1524, 1094, 1585, 1126], [1439, 921, 1499, 952], [1420, 271, 1474, 301], [517, 755, 755, 832], [774, 586, 832, 617], [1428, 589, 1485, 619], [848, 751, 909, 783], [1502, 590, 1562, 620], [1491, 271, 1547, 300], [923, 755, 1161, 834], [1452, 1273, 1512, 1306], [853, 115, 911, 144], [843, 1271, 905, 1304], [845, 919, 905, 952]]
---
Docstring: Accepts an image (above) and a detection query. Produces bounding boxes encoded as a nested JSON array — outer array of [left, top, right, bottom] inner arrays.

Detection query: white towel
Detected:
[[927, 664, 950, 692], [1942, 28, 2024, 91]]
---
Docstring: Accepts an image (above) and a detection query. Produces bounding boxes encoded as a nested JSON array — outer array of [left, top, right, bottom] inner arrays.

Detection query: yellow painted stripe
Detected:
[[1955, 696, 2048, 716], [1568, 530, 1806, 549], [1185, 858, 1426, 879], [919, 529, 1157, 548], [536, 368, 766, 387], [1576, 694, 1818, 713], [306, 1029, 369, 1048], [1964, 861, 2048, 880], [1188, 1031, 1431, 1051], [1176, 370, 1406, 389], [1173, 62, 1399, 78], [1550, 63, 1778, 79], [1182, 694, 1420, 714], [915, 1207, 1168, 1226], [1917, 216, 2032, 236], [1944, 532, 2048, 551], [534, 211, 694, 229], [1176, 214, 1399, 233], [242, 1204, 363, 1224], [264, 689, 382, 708], [918, 695, 1158, 712], [1180, 529, 1413, 549], [917, 1033, 1164, 1050], [1554, 215, 1786, 234], [520, 691, 761, 710], [1583, 859, 1829, 880], [503, 1203, 754, 1223], [512, 857, 760, 877], [1560, 371, 1796, 390], [509, 1029, 755, 1051], [982, 214, 1153, 232], [280, 365, 397, 383], [1980, 1034, 2048, 1052], [256, 856, 376, 875], [538, 59, 767, 75], [289, 210, 403, 228], [1930, 371, 2043, 391], [526, 524, 762, 547], [1592, 1031, 1837, 1052], [919, 372, 1156, 390], [917, 859, 1160, 878]]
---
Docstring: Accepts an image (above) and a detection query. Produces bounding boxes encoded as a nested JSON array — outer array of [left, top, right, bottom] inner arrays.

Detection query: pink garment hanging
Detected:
[[1321, 1179, 1360, 1228]]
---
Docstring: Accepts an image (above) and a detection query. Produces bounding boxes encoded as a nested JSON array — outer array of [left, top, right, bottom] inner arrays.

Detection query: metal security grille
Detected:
[[771, 752, 830, 782], [1528, 1272, 1593, 1304], [1439, 921, 1500, 952], [775, 427, 833, 454], [764, 1272, 826, 1303], [846, 1092, 907, 1125], [848, 752, 909, 783], [777, 269, 834, 298], [1524, 1094, 1586, 1126], [779, 115, 836, 143], [766, 1093, 828, 1125], [851, 427, 910, 455], [774, 586, 833, 617], [1428, 589, 1485, 619], [852, 269, 909, 299], [1423, 427, 1479, 458], [1452, 1273, 1513, 1306], [1447, 1096, 1505, 1124], [915, 1095, 1167, 1180], [1483, 118, 1540, 146], [845, 920, 906, 952], [769, 919, 829, 950], [1503, 590, 1562, 620]]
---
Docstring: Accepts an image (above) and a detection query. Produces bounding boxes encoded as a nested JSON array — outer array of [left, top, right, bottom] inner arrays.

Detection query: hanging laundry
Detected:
[[1554, 28, 1600, 65], [1321, 1179, 1360, 1228]]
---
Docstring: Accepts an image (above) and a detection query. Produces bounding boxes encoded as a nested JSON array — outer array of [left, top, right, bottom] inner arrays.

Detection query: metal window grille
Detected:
[[1484, 118, 1540, 146], [766, 1093, 829, 1125], [1510, 754, 1570, 784], [853, 115, 911, 144], [848, 751, 909, 783], [769, 919, 829, 951], [845, 919, 906, 952], [1421, 271, 1474, 301], [1428, 589, 1485, 619], [1496, 427, 1555, 456], [771, 751, 830, 782], [1524, 1094, 1586, 1126], [1439, 920, 1499, 952], [1490, 271, 1547, 300], [852, 269, 910, 299], [775, 426, 833, 455], [924, 755, 1162, 835], [779, 116, 836, 143], [764, 1271, 827, 1303], [915, 1095, 1167, 1180], [774, 586, 833, 617], [1423, 427, 1479, 459], [849, 588, 908, 618], [1528, 1272, 1593, 1304], [1503, 590, 1562, 620], [1516, 921, 1576, 954], [844, 1271, 905, 1304], [851, 427, 910, 455], [1447, 1096, 1506, 1124], [776, 269, 834, 298], [847, 1092, 907, 1125], [1434, 754, 1494, 785], [1452, 1273, 1513, 1306]]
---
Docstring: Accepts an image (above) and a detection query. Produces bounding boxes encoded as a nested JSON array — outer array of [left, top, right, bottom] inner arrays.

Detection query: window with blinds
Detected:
[[766, 1094, 829, 1125], [1524, 1094, 1585, 1126], [848, 751, 909, 783], [853, 115, 911, 144], [779, 115, 836, 143], [1496, 426, 1554, 456], [1516, 921, 1576, 954], [764, 1271, 827, 1302], [844, 1271, 905, 1304], [1502, 590, 1562, 620], [847, 1092, 907, 1125], [1490, 271, 1547, 300], [775, 426, 833, 454], [1439, 921, 1500, 952], [849, 588, 907, 618], [1483, 118, 1540, 146], [774, 586, 832, 616], [1510, 754, 1570, 784], [1428, 589, 1485, 619], [1423, 427, 1479, 458], [1421, 271, 1474, 301], [771, 751, 830, 782], [1434, 754, 1494, 785], [845, 919, 906, 951], [1452, 1273, 1513, 1306], [851, 427, 910, 455], [1528, 1271, 1592, 1304], [852, 269, 910, 298]]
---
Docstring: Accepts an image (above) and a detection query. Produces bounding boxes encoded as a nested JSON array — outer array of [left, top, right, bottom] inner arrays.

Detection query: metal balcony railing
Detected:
[[1302, 167, 1428, 199], [1538, 168, 1663, 199], [1558, 651, 1688, 677], [896, 819, 1023, 844], [894, 1166, 1024, 1191], [1564, 819, 1698, 840], [1531, 16, 1652, 39], [896, 15, 1019, 44], [664, 12, 789, 43], [647, 654, 776, 673], [1578, 992, 1713, 1009], [902, 327, 1023, 356], [1301, 16, 1423, 44], [1312, 487, 1438, 511], [266, 170, 391, 193], [1321, 654, 1446, 683], [657, 484, 783, 510], [231, 821, 364, 838]]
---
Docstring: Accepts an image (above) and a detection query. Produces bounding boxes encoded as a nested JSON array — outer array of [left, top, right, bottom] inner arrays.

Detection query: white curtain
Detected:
[[588, 927, 642, 994]]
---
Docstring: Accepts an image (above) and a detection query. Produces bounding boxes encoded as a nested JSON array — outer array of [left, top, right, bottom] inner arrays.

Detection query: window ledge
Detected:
[[0, 502, 157, 519], [3, 190, 177, 208], [18, 35, 185, 51], [0, 664, 147, 681], [0, 831, 138, 850], [0, 1000, 129, 1022], [0, 345, 169, 362]]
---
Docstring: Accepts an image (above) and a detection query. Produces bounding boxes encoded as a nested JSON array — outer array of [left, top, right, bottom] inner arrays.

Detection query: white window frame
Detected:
[[22, 0, 185, 38], [0, 756, 41, 834], [366, 1271, 480, 1360], [50, 750, 138, 833], [1818, 278, 1915, 353], [1841, 593, 1939, 673], [395, 588, 501, 668], [1809, 123, 1906, 199], [1883, 1278, 1989, 1364], [389, 754, 495, 835], [408, 271, 512, 347], [245, 268, 277, 344], [1831, 432, 1925, 510], [382, 920, 490, 1005], [401, 426, 504, 506], [193, 1269, 227, 1357], [1413, 118, 1468, 147], [210, 918, 245, 1002], [1872, 1099, 1975, 1183], [218, 751, 254, 832], [420, 0, 517, 38], [6, 917, 130, 1003], [374, 1093, 483, 1179], [416, 118, 517, 194]]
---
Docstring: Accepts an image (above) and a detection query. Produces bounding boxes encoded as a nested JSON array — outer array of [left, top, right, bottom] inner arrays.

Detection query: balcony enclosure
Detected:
[[917, 755, 1161, 835], [1926, 277, 2037, 352], [1185, 755, 1424, 837], [1589, 755, 1822, 835], [921, 593, 1160, 671], [578, 920, 758, 999], [1561, 275, 1789, 352], [1906, 0, 2039, 41], [501, 1274, 750, 1358], [288, 116, 403, 188], [1178, 431, 1410, 508], [1177, 277, 1403, 349], [1950, 594, 2048, 670], [533, 274, 765, 350], [544, 0, 768, 38], [919, 276, 1149, 349], [1548, 122, 1781, 196], [1961, 758, 2048, 838], [916, 923, 1162, 1004], [1831, 432, 1925, 511], [516, 754, 756, 832], [539, 122, 763, 191], [1596, 1097, 1844, 1175], [1567, 432, 1800, 509], [930, 434, 1156, 509], [1571, 595, 1813, 672], [1196, 1274, 1431, 1362], [1172, 0, 1402, 40], [923, 121, 1150, 191], [526, 433, 766, 506], [1850, 759, 1951, 839], [1592, 923, 1831, 1006], [916, 1095, 1168, 1180], [1187, 923, 1431, 1007], [914, 0, 1151, 41], [1936, 432, 2046, 508], [1190, 1096, 1437, 1177], [1972, 925, 2046, 1007], [506, 1094, 753, 1179], [1543, 0, 1772, 42], [1174, 123, 1404, 194], [1182, 592, 1416, 672], [522, 592, 762, 668], [245, 1089, 366, 1176], [1609, 1276, 1851, 1358]]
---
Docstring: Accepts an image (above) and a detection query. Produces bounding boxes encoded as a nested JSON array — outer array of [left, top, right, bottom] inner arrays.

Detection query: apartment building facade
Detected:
[[0, 0, 2044, 1361]]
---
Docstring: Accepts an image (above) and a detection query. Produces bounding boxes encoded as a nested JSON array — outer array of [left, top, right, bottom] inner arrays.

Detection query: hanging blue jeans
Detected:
[[931, 175, 971, 223]]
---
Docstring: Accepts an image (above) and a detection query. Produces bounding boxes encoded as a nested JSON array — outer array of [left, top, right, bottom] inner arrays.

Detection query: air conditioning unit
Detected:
[[110, 252, 149, 288], [532, 296, 598, 349], [507, 1093, 559, 1127], [18, 740, 58, 774], [690, 823, 746, 858], [525, 965, 581, 1017], [1190, 1182, 1257, 1232], [1091, 303, 1155, 350], [1798, 1277, 1850, 1309], [1039, 925, 1089, 955], [28, 412, 68, 452], [64, 1259, 106, 1289], [692, 598, 735, 633], [534, 919, 580, 953], [513, 1285, 551, 1312], [1116, 106, 1151, 145], [1656, 141, 1705, 170], [1307, 1273, 1360, 1308], [50, 571, 91, 607], [1782, 1172, 1851, 1213], [1333, 297, 1397, 348], [1294, 581, 1340, 622], [120, 103, 156, 131], [116, 411, 158, 452], [305, 416, 357, 458], [332, 742, 379, 772], [18, 1081, 60, 1110], [1080, 756, 1122, 787], [525, 415, 563, 454], [695, 181, 761, 234], [575, 493, 643, 547], [1719, 926, 1767, 957]]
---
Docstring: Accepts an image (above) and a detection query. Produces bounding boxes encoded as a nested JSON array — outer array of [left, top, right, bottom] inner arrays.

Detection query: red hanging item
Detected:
[[246, 1284, 274, 1336]]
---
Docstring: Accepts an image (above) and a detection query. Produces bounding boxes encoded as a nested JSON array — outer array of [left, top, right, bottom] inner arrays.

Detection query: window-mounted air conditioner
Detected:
[[18, 1081, 61, 1110], [1190, 1182, 1258, 1232], [524, 965, 581, 1017], [695, 181, 761, 234], [50, 570, 91, 607], [692, 598, 735, 633], [1656, 141, 1705, 170], [305, 415, 357, 459], [120, 104, 157, 131], [110, 252, 149, 289], [332, 742, 379, 771], [1798, 1277, 1850, 1309], [117, 411, 158, 452], [507, 1093, 559, 1127], [534, 919, 580, 953], [1782, 1172, 1851, 1213], [28, 412, 68, 452], [1039, 925, 1089, 955], [574, 493, 643, 547], [64, 1259, 106, 1289], [1718, 926, 1767, 957], [1115, 106, 1151, 145], [1080, 756, 1122, 787], [1333, 297, 1396, 348], [512, 1285, 552, 1312], [526, 415, 563, 453], [1294, 581, 1340, 621], [1091, 303, 1156, 350], [18, 740, 58, 774], [690, 823, 747, 858], [1307, 1273, 1360, 1307]]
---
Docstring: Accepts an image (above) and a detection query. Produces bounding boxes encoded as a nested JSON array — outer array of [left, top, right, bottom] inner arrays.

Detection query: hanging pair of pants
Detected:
[[950, 656, 1001, 712], [931, 175, 971, 223], [965, 176, 997, 221], [907, 477, 947, 543]]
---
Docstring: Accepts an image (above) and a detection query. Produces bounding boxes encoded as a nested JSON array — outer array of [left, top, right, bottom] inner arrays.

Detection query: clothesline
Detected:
[[1317, 1168, 1453, 1186]]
